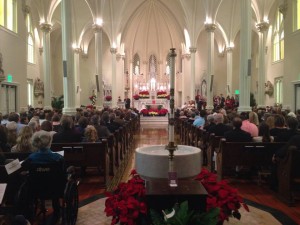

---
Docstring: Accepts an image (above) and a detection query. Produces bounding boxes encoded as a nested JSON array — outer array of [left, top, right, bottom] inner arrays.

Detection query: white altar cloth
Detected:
[[133, 99, 169, 111]]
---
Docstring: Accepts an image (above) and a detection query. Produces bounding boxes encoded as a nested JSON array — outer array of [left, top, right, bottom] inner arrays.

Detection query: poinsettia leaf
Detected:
[[242, 203, 250, 212]]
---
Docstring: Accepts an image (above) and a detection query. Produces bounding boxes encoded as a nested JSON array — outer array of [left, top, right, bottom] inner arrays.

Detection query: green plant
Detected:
[[146, 105, 151, 110], [158, 105, 163, 110], [51, 95, 64, 110], [250, 93, 256, 107], [150, 201, 220, 225]]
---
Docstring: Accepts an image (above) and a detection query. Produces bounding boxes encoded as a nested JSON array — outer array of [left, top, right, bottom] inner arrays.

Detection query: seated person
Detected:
[[253, 122, 274, 142], [240, 112, 258, 137], [270, 114, 287, 137], [224, 117, 252, 142], [208, 113, 231, 136], [22, 130, 64, 222], [52, 115, 82, 143], [193, 110, 206, 128], [274, 117, 299, 142]]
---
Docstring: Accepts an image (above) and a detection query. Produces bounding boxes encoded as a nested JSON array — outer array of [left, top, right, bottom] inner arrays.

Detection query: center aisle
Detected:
[[120, 124, 169, 183]]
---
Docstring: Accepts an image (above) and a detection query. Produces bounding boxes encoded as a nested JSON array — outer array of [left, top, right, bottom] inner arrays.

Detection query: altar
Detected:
[[134, 98, 169, 111]]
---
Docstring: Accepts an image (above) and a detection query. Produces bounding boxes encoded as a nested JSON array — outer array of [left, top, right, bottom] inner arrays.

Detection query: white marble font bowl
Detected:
[[135, 145, 201, 180]]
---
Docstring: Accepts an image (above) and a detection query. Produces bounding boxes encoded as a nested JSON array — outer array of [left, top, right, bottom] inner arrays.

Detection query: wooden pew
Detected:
[[277, 146, 300, 206], [207, 133, 223, 171], [51, 141, 110, 188], [2, 152, 31, 161], [217, 139, 286, 180]]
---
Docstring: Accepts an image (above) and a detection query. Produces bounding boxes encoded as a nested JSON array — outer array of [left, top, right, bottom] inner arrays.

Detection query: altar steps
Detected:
[[140, 115, 168, 127]]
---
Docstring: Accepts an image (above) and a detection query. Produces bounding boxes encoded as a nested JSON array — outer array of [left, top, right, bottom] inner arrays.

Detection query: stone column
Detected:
[[40, 23, 52, 109], [226, 47, 233, 97], [110, 47, 117, 108], [73, 47, 81, 108], [238, 0, 252, 112], [256, 22, 269, 108], [61, 0, 76, 115], [181, 53, 191, 106], [205, 23, 216, 110], [116, 53, 125, 101], [92, 24, 104, 108], [189, 47, 197, 101]]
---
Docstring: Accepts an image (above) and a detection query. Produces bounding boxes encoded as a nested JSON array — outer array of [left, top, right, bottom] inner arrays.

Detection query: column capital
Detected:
[[181, 53, 191, 59], [110, 47, 117, 54], [205, 23, 217, 32], [81, 53, 88, 59], [279, 0, 288, 18], [40, 23, 52, 33], [226, 47, 233, 52], [39, 47, 43, 55], [92, 24, 102, 33], [73, 48, 82, 54], [116, 53, 125, 60], [189, 47, 197, 53], [256, 21, 269, 32], [23, 5, 31, 14]]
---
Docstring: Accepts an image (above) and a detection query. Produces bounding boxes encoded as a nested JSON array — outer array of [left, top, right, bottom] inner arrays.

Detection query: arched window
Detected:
[[293, 0, 300, 31], [27, 35, 34, 63], [133, 53, 140, 75], [26, 13, 34, 63], [0, 0, 17, 32], [273, 10, 284, 62], [149, 55, 157, 73]]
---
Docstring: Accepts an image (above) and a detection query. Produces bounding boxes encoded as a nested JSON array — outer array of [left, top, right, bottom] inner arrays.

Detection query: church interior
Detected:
[[1, 0, 300, 224]]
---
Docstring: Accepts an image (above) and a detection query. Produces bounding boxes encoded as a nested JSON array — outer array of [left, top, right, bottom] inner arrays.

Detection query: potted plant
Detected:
[[133, 94, 140, 100], [105, 169, 249, 225], [51, 95, 64, 111]]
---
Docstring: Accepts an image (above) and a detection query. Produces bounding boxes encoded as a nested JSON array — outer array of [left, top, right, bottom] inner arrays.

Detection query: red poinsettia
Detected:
[[105, 168, 248, 224], [104, 170, 147, 225], [158, 108, 168, 116], [195, 168, 249, 222], [105, 95, 112, 101], [133, 94, 140, 100]]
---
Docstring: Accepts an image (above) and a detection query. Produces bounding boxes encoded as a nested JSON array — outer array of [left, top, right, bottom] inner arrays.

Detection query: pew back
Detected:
[[51, 141, 109, 188], [217, 139, 286, 179]]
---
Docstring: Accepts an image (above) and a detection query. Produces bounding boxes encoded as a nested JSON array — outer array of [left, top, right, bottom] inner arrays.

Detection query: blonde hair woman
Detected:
[[249, 111, 259, 126], [83, 125, 99, 142], [11, 126, 33, 152]]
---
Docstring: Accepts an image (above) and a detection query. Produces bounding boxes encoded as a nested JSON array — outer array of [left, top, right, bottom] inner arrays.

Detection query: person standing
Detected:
[[125, 97, 131, 109]]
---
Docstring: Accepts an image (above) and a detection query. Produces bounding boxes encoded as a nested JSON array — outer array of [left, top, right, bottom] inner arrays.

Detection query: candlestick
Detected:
[[166, 48, 177, 176]]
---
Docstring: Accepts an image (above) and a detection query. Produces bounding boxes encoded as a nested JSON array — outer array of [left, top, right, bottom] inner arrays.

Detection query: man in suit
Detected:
[[125, 97, 131, 109], [224, 117, 252, 142]]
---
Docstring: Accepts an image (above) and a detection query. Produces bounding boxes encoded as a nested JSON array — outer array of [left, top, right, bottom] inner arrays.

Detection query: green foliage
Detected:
[[158, 105, 163, 110], [250, 92, 256, 107], [51, 95, 64, 110], [146, 105, 151, 110], [149, 201, 219, 225]]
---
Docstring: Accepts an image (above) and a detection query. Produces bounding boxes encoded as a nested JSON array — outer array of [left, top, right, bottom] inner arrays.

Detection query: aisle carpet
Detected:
[[76, 195, 298, 225]]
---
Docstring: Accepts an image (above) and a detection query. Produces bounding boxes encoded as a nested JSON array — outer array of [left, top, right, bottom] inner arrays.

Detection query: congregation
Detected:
[[176, 101, 300, 188]]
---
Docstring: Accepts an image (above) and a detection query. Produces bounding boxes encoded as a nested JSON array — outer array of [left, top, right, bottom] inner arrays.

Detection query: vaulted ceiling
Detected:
[[26, 0, 278, 57]]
